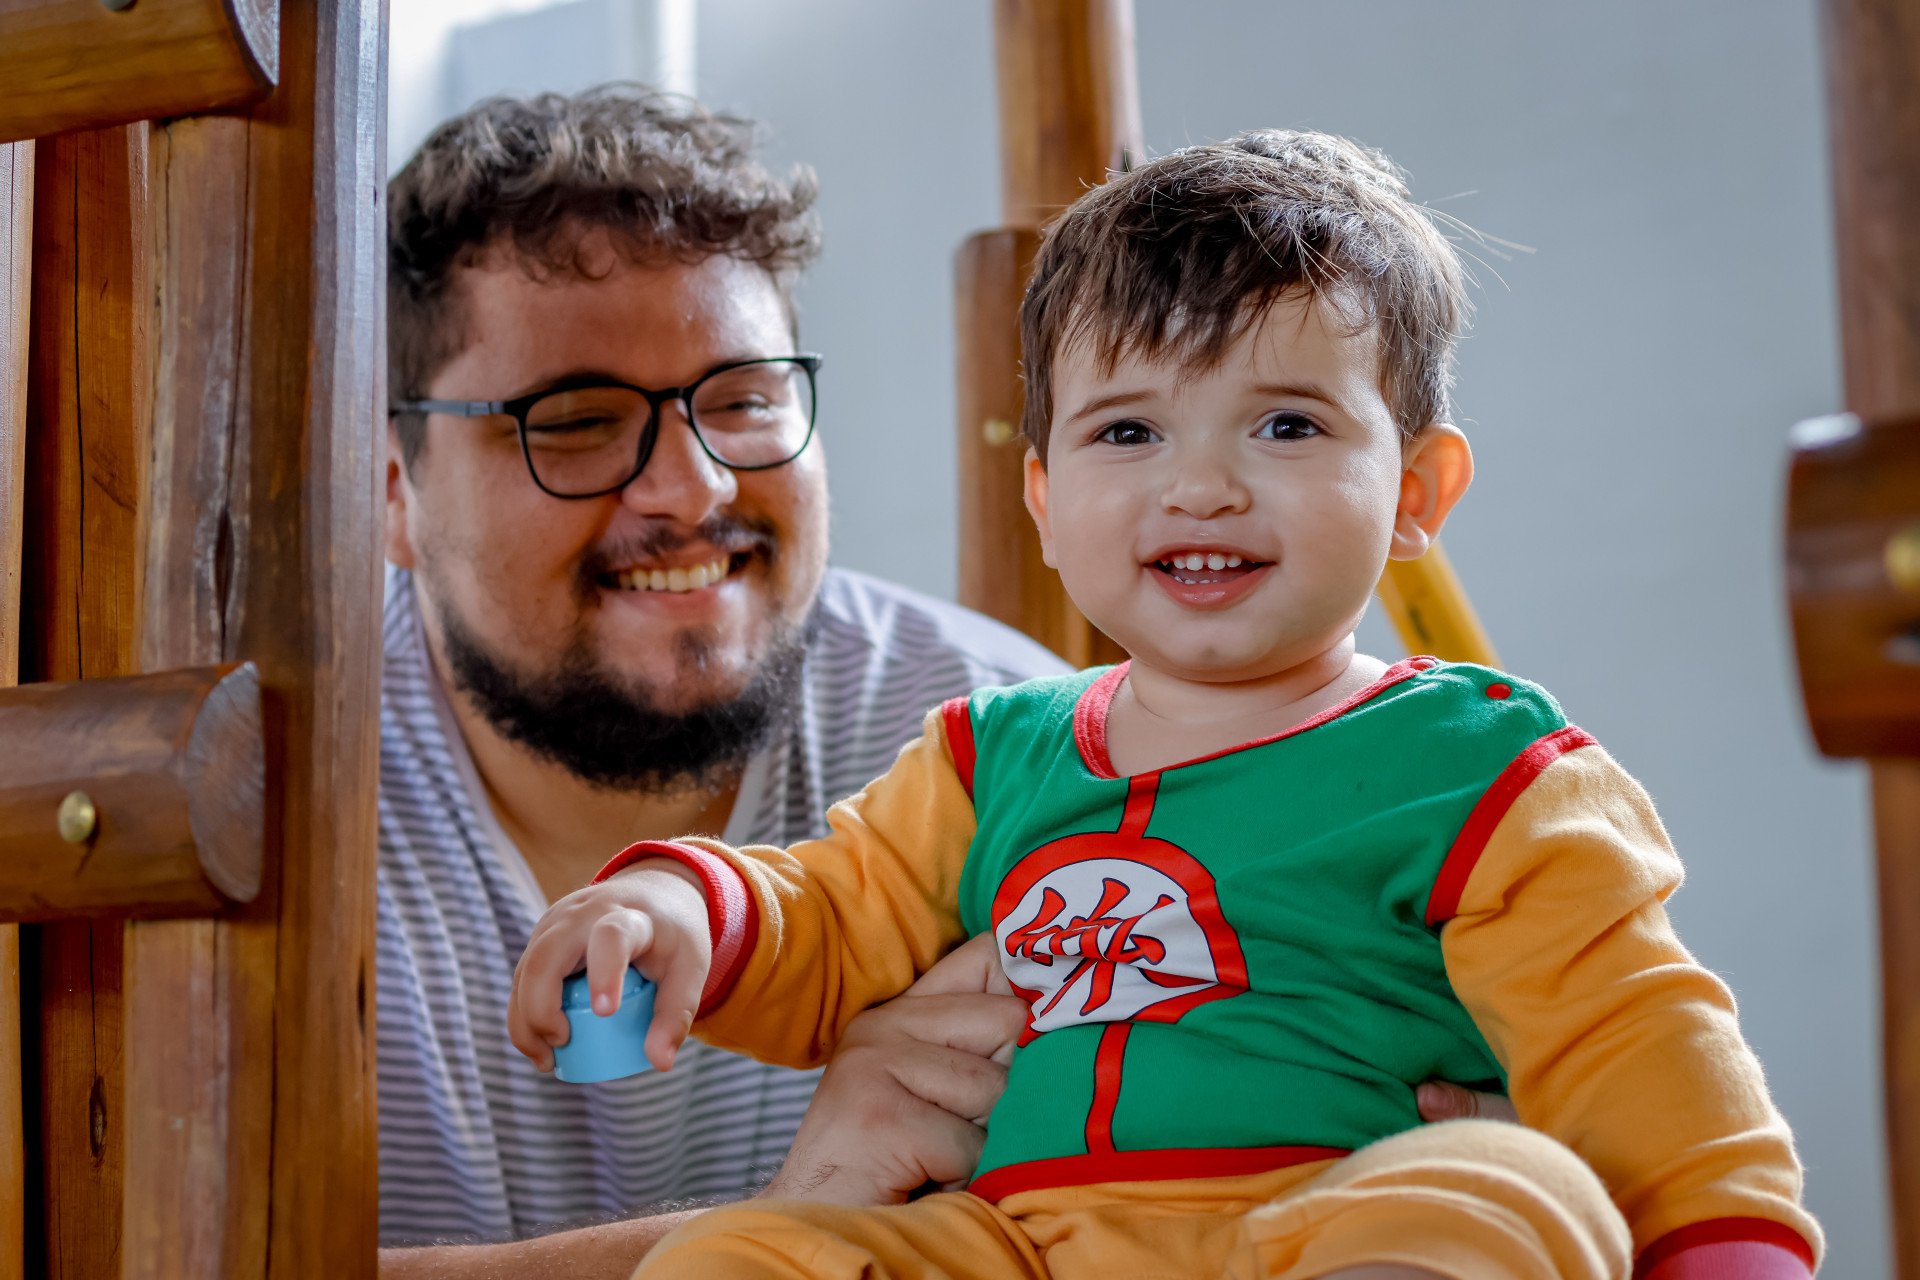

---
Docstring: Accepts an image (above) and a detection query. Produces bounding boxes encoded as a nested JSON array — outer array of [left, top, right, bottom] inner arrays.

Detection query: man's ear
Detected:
[[1390, 424, 1473, 561], [385, 423, 419, 570], [1021, 448, 1058, 569]]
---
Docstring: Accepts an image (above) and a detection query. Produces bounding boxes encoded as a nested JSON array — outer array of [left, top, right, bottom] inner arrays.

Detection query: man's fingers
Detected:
[[1415, 1080, 1519, 1124], [903, 932, 1008, 999], [873, 1038, 1009, 1126], [895, 1095, 988, 1190], [848, 991, 1028, 1062]]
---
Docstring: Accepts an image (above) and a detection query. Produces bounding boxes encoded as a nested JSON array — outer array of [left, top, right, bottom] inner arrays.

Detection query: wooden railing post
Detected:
[[1, 136, 36, 1280], [1805, 1, 1920, 1275], [8, 0, 382, 1270], [957, 0, 1140, 667]]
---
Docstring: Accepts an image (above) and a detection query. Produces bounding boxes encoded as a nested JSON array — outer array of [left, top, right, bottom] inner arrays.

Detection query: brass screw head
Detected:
[[982, 417, 1018, 448], [1888, 524, 1920, 596], [57, 791, 98, 845]]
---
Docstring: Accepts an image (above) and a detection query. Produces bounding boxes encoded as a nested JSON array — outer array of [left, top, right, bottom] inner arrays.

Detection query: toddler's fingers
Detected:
[[643, 952, 705, 1074], [513, 931, 585, 1050], [507, 995, 555, 1073], [584, 908, 656, 1016]]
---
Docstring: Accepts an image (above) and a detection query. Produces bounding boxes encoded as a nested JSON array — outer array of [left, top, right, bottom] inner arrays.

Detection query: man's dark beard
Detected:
[[438, 601, 812, 794]]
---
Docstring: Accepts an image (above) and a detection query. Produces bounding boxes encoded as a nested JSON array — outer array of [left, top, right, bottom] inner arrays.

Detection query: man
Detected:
[[375, 85, 1503, 1279], [375, 86, 1064, 1275]]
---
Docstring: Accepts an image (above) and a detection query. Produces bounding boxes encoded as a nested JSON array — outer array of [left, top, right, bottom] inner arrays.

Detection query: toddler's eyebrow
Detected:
[[1063, 389, 1156, 425], [1249, 380, 1341, 410]]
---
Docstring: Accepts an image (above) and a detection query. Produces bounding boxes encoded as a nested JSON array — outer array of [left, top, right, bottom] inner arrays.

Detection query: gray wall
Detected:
[[698, 3, 1883, 1274], [396, 2, 1886, 1272]]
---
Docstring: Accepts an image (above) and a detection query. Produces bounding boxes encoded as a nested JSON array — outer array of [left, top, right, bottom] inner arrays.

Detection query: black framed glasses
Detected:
[[391, 354, 822, 499]]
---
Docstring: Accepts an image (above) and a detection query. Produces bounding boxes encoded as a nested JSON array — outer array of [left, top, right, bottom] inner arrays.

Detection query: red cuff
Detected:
[[592, 840, 759, 1016], [1637, 1219, 1816, 1280]]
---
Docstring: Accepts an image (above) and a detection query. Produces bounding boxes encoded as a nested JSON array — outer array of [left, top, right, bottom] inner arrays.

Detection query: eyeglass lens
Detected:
[[521, 359, 817, 496]]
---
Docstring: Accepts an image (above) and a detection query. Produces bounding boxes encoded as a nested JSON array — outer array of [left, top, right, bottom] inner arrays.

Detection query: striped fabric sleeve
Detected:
[[1439, 738, 1822, 1275], [662, 704, 981, 1070]]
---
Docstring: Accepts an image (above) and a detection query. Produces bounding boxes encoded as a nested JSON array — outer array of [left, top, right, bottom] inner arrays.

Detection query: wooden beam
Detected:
[[1816, 1, 1920, 1275], [958, 0, 1140, 667], [0, 665, 265, 922], [992, 0, 1141, 227], [0, 0, 277, 146], [19, 122, 152, 1280], [129, 0, 385, 1268], [0, 136, 35, 1280]]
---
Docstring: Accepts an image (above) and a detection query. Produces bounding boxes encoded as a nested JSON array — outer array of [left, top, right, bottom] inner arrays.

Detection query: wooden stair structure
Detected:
[[0, 0, 383, 1274]]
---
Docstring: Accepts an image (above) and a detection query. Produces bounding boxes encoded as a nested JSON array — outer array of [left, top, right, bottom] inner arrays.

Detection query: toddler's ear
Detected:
[[1390, 425, 1473, 561], [1022, 449, 1059, 569]]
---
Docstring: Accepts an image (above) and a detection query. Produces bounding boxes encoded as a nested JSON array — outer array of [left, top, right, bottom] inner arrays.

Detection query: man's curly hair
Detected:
[[388, 84, 822, 464]]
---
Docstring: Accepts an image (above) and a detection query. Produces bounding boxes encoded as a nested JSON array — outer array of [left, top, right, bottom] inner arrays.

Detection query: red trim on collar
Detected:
[[1072, 657, 1439, 780], [1073, 664, 1131, 780], [940, 696, 977, 801], [1424, 725, 1598, 927], [969, 1143, 1347, 1202], [1635, 1218, 1815, 1278], [591, 840, 759, 1015]]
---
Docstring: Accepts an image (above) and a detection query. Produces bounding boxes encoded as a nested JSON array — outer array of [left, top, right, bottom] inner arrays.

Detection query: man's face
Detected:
[[386, 238, 829, 780], [1026, 293, 1446, 685]]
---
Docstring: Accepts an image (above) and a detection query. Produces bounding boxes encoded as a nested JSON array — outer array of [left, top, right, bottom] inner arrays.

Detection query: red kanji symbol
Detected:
[[1002, 877, 1204, 1016]]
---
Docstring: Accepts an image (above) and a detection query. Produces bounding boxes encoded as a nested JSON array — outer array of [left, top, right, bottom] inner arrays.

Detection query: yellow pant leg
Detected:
[[633, 1192, 1045, 1280], [1234, 1120, 1633, 1280]]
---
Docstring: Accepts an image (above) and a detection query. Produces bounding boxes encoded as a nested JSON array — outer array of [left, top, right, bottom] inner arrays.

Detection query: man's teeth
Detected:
[[1161, 552, 1245, 571], [614, 556, 733, 593]]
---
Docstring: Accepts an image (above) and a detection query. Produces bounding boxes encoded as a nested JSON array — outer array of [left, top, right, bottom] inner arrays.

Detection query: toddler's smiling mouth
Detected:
[[1149, 549, 1270, 586]]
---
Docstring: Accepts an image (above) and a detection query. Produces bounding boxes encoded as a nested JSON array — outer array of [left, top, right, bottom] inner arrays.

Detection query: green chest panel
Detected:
[[955, 659, 1566, 1184]]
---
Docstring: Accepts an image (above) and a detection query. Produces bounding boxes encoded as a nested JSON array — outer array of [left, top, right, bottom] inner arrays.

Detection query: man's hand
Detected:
[[758, 932, 1027, 1207], [507, 859, 713, 1074], [1415, 1080, 1519, 1124]]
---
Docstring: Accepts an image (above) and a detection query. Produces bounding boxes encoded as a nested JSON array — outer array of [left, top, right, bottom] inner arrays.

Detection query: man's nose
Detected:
[[618, 402, 738, 521], [1161, 443, 1251, 519]]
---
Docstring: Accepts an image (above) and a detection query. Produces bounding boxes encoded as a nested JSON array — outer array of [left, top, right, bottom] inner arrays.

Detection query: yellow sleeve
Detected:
[[1439, 739, 1822, 1263], [673, 702, 977, 1069]]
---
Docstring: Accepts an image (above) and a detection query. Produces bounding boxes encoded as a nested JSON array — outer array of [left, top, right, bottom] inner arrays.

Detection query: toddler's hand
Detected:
[[508, 860, 712, 1074]]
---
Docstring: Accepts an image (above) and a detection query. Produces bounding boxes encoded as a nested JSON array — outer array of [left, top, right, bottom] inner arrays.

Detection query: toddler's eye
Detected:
[[1095, 420, 1160, 447], [1257, 413, 1321, 442]]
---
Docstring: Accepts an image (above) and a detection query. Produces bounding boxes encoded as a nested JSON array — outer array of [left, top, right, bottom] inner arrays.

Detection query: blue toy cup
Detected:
[[553, 968, 656, 1084]]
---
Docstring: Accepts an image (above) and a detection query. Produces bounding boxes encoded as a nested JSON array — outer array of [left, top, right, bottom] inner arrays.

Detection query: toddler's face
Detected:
[[1027, 292, 1441, 685]]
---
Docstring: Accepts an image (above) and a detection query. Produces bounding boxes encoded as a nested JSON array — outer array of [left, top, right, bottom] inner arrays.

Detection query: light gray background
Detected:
[[395, 3, 1885, 1273]]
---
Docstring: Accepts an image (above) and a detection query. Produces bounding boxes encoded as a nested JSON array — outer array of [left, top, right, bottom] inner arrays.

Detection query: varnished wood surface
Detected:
[[0, 137, 35, 1280], [1815, 1, 1920, 1274], [959, 0, 1137, 667], [0, 0, 277, 146], [0, 666, 265, 921], [992, 0, 1141, 227], [126, 0, 386, 1270], [19, 123, 151, 1280], [1786, 413, 1920, 757]]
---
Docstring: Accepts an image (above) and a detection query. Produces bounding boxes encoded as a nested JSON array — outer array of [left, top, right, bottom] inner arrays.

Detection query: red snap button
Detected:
[[1485, 683, 1512, 700]]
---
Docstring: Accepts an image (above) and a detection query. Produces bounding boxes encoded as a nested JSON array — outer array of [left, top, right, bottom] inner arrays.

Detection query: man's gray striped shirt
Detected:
[[376, 566, 1067, 1244]]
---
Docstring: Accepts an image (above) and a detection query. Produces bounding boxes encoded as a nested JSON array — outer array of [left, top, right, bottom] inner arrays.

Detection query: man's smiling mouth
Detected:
[[598, 551, 752, 594]]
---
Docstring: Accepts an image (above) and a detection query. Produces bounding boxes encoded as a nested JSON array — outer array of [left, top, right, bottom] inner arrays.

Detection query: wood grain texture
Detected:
[[19, 123, 152, 1280], [1786, 413, 1920, 757], [992, 0, 1142, 227], [958, 0, 1136, 667], [0, 137, 35, 1280], [1816, 2, 1920, 1274], [124, 0, 385, 1270], [0, 665, 265, 921], [0, 0, 277, 146]]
